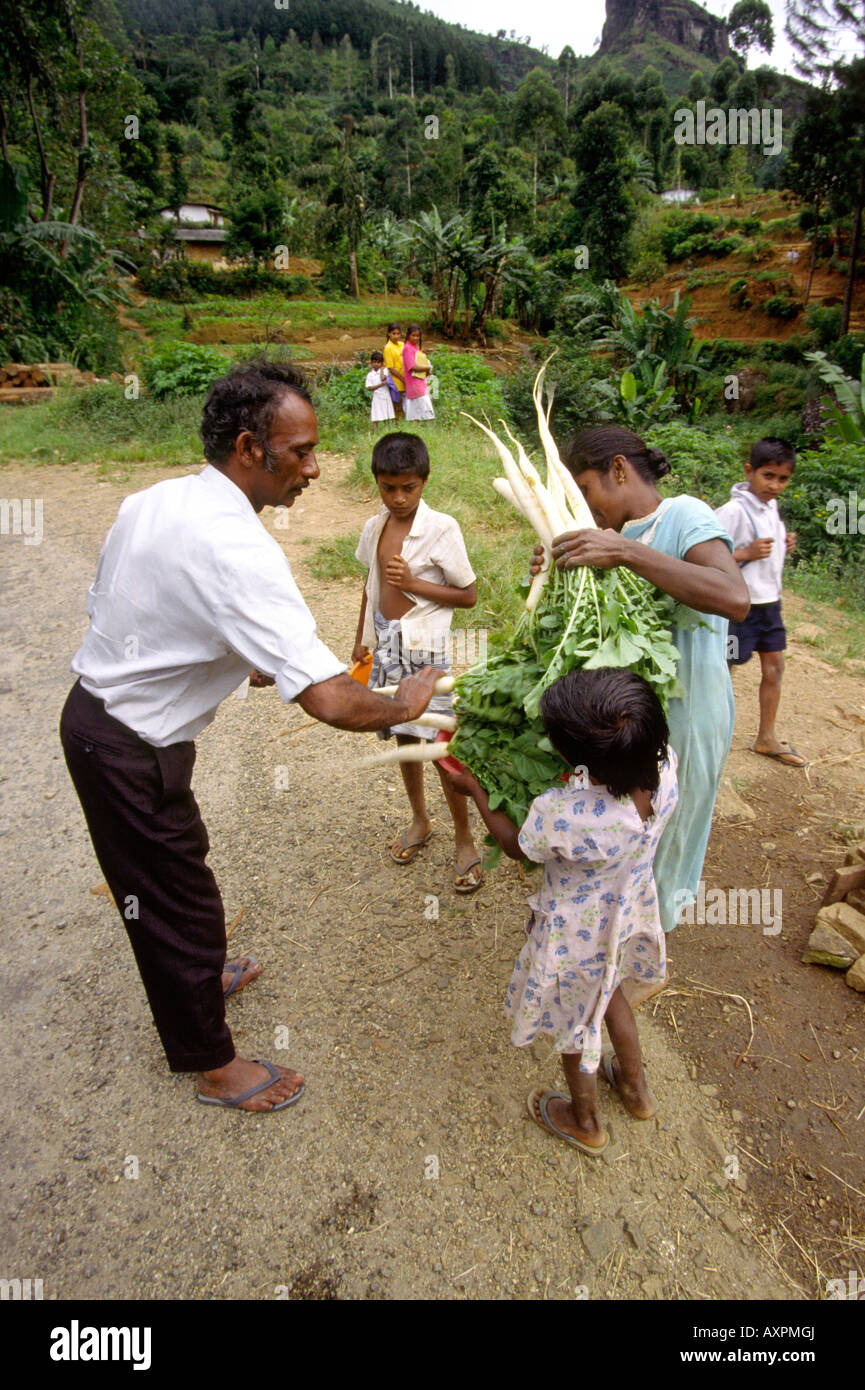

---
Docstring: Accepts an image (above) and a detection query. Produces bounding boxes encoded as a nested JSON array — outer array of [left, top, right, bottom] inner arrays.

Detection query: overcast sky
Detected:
[[419, 0, 859, 77]]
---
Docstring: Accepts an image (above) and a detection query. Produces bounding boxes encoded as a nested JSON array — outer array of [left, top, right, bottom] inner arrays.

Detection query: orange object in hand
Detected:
[[350, 654, 373, 685]]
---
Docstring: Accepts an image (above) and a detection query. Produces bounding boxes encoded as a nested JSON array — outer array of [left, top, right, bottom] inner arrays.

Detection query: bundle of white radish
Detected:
[[359, 360, 680, 828]]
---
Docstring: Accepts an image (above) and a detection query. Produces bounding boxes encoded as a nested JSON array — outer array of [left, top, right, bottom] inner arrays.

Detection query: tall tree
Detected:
[[787, 88, 845, 305], [513, 69, 565, 222], [786, 0, 865, 80], [556, 45, 578, 117], [836, 58, 865, 333], [164, 128, 188, 217], [727, 1, 775, 61], [322, 119, 365, 296], [570, 102, 636, 282]]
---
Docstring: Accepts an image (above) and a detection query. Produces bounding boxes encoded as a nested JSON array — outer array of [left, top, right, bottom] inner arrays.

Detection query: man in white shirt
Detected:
[[61, 360, 441, 1113]]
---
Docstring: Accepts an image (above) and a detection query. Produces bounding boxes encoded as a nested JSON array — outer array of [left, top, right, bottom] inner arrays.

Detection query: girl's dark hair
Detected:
[[539, 668, 669, 799], [371, 431, 430, 479], [386, 322, 402, 335], [563, 426, 670, 483], [371, 350, 384, 362], [201, 358, 311, 469]]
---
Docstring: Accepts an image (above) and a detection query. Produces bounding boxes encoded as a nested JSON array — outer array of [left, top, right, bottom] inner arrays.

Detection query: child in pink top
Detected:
[[402, 324, 435, 423]]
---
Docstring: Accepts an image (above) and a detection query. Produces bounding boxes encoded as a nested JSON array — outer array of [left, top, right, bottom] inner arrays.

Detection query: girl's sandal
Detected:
[[454, 855, 483, 894], [600, 1053, 658, 1121], [526, 1088, 608, 1156]]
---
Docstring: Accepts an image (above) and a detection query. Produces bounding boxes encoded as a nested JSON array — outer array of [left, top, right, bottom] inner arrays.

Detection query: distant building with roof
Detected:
[[660, 188, 700, 205], [158, 204, 228, 263]]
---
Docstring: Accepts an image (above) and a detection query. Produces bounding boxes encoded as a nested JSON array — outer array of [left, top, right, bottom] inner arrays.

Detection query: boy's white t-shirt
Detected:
[[715, 481, 786, 604], [355, 498, 475, 651]]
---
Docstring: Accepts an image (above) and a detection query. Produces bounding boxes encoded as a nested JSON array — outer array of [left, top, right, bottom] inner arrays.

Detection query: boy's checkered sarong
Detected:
[[369, 609, 453, 741]]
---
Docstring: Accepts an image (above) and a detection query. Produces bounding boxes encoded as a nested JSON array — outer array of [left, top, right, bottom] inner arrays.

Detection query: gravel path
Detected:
[[0, 457, 798, 1300]]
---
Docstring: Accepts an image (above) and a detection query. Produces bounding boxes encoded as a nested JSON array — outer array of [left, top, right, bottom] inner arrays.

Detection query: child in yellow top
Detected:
[[383, 323, 405, 421]]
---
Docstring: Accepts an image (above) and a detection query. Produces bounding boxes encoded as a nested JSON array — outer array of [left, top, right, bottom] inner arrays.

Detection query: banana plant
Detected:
[[804, 350, 865, 442]]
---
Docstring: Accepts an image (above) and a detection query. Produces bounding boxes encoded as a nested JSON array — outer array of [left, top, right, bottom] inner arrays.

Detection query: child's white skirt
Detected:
[[405, 393, 434, 421], [371, 393, 395, 421]]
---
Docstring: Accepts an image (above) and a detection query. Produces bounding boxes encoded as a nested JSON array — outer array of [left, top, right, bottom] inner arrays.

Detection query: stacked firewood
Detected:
[[0, 362, 91, 388], [802, 844, 865, 992]]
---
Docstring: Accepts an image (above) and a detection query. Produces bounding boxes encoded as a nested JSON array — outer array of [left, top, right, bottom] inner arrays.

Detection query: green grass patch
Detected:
[[306, 535, 366, 582], [0, 384, 205, 467]]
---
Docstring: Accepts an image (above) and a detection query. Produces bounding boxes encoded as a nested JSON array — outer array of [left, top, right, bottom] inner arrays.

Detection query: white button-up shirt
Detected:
[[715, 482, 786, 604], [355, 498, 475, 651], [72, 465, 345, 746]]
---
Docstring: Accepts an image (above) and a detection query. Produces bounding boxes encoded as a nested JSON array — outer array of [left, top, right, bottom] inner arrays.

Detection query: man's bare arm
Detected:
[[297, 668, 442, 732]]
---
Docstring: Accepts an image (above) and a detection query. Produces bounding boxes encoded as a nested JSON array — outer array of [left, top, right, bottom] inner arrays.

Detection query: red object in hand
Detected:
[[435, 728, 465, 775]]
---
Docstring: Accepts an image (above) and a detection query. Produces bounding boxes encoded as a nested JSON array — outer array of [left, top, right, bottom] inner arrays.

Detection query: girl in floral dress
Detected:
[[444, 668, 678, 1156]]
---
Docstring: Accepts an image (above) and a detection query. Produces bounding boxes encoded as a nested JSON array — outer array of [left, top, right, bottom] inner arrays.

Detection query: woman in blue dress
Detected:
[[545, 426, 750, 937]]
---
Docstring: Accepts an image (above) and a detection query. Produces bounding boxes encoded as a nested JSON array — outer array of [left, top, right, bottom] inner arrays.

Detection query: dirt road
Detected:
[[0, 455, 862, 1301]]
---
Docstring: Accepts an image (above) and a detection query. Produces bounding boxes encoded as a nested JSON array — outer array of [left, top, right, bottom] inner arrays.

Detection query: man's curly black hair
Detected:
[[200, 357, 312, 471]]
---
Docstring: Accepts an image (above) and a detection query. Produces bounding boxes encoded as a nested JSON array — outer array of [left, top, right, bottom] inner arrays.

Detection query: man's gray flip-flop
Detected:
[[223, 956, 258, 998], [196, 1059, 305, 1112]]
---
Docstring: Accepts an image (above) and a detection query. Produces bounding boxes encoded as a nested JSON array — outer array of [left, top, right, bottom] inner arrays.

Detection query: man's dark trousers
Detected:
[[60, 680, 235, 1072]]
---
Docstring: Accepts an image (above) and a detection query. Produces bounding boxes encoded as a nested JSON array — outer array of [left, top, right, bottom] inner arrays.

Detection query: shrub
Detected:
[[659, 213, 724, 262], [631, 248, 667, 284], [315, 365, 373, 428], [742, 216, 763, 236], [831, 333, 865, 379], [743, 237, 774, 264], [646, 420, 743, 506], [137, 260, 313, 301], [501, 354, 610, 439], [749, 363, 814, 417], [781, 441, 865, 574], [422, 349, 507, 420], [481, 318, 508, 342], [143, 342, 230, 398], [673, 232, 740, 260], [745, 411, 810, 451], [806, 304, 843, 347], [728, 277, 750, 308], [186, 264, 313, 298], [765, 294, 801, 322]]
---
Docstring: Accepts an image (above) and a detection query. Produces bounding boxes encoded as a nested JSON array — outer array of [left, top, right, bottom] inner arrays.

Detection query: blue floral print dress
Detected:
[[505, 755, 679, 1073]]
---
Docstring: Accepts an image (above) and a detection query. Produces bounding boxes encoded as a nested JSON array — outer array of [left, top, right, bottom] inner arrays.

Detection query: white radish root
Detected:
[[493, 477, 533, 523], [462, 411, 554, 548], [525, 546, 551, 612], [533, 358, 597, 531], [416, 712, 457, 731], [376, 676, 455, 697], [356, 742, 450, 770]]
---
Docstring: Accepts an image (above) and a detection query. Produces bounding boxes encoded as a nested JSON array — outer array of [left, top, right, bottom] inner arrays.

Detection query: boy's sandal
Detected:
[[391, 830, 433, 864], [750, 740, 808, 767], [600, 1053, 657, 1121], [526, 1088, 608, 1156], [454, 855, 483, 894], [196, 1060, 305, 1113]]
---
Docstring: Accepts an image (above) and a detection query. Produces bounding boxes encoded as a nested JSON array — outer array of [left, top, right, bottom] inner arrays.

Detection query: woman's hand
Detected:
[[785, 531, 797, 554], [551, 528, 627, 571], [249, 669, 275, 688], [351, 642, 370, 665]]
